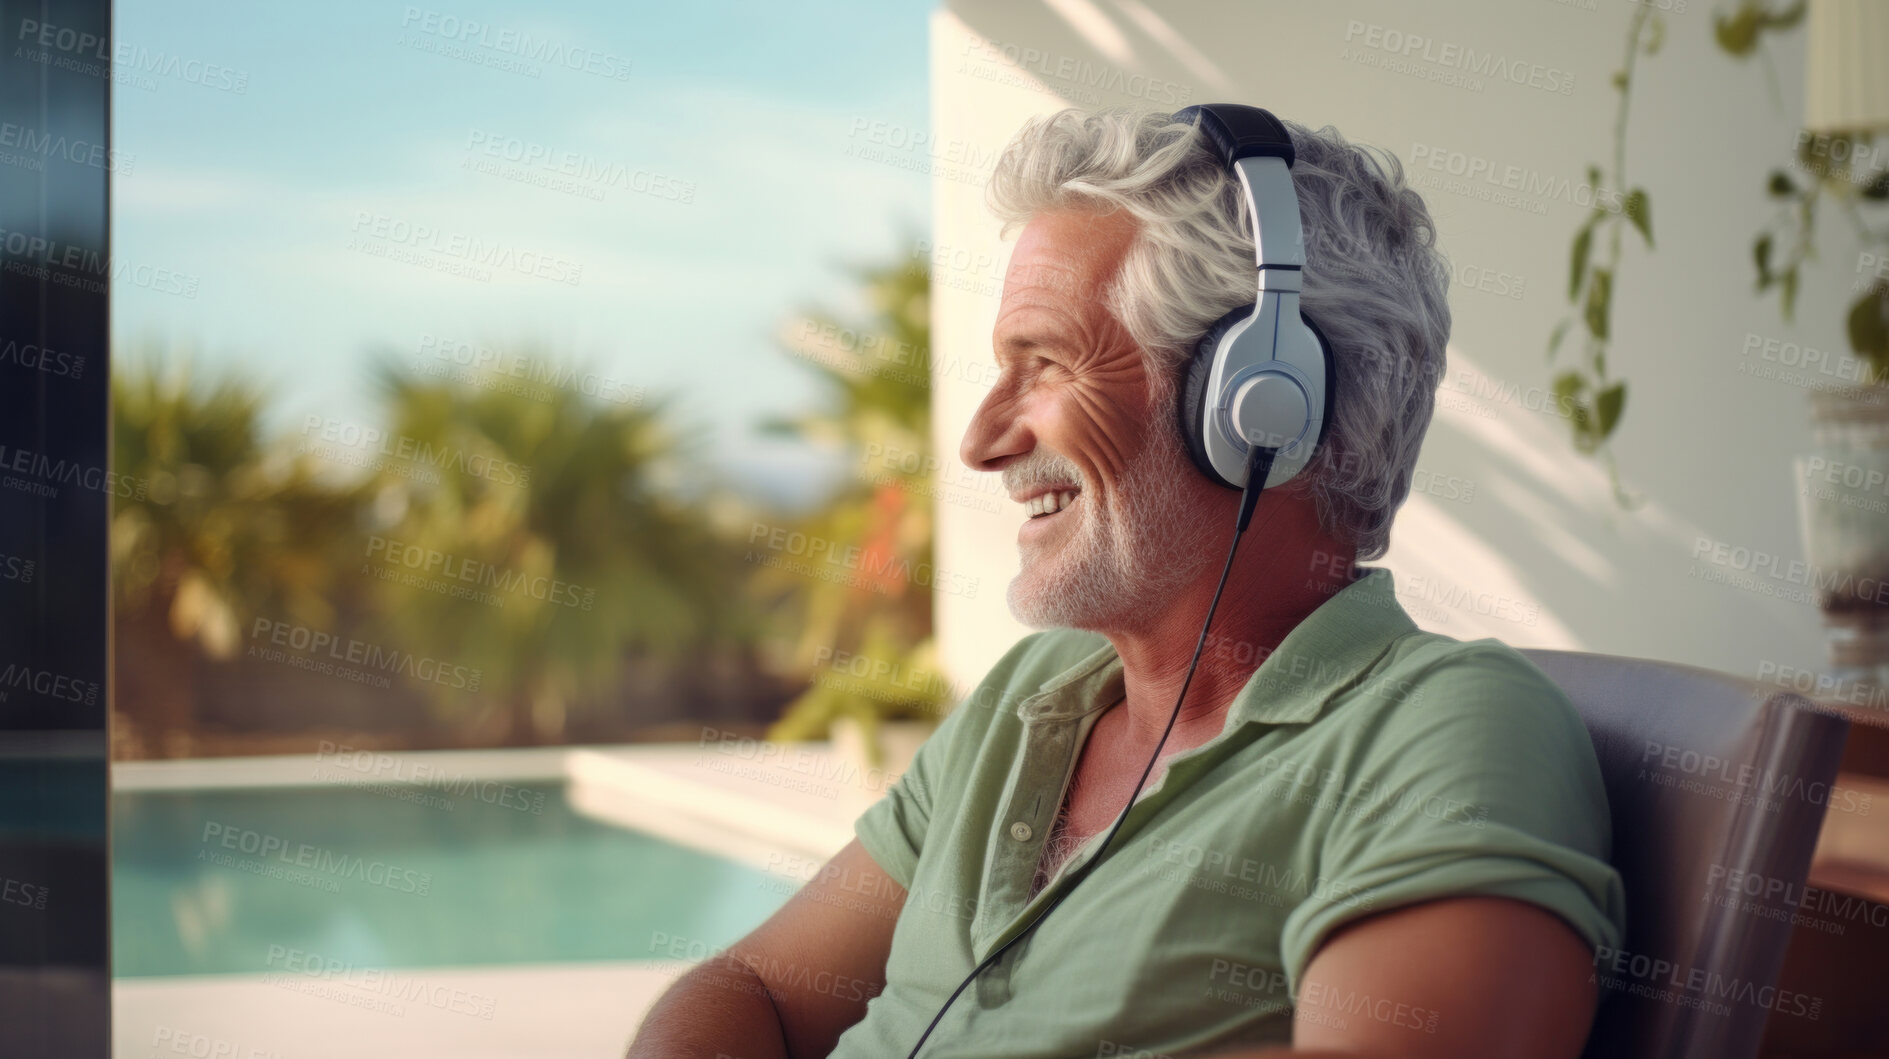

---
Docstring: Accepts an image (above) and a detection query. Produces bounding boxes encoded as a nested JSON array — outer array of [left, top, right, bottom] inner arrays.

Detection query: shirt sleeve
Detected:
[[1278, 643, 1628, 996], [851, 674, 985, 891]]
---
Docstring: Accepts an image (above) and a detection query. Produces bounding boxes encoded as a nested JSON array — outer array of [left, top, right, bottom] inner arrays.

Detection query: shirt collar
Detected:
[[1016, 567, 1417, 729]]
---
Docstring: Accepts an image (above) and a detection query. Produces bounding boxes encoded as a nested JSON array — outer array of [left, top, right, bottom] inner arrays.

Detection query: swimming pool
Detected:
[[112, 780, 791, 978]]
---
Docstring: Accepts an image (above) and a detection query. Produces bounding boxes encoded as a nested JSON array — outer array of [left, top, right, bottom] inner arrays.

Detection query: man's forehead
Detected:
[[1002, 258, 1101, 302], [1001, 212, 1135, 306]]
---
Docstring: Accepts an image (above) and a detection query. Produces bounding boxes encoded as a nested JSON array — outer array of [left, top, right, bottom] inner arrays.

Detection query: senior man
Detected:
[[629, 105, 1625, 1058]]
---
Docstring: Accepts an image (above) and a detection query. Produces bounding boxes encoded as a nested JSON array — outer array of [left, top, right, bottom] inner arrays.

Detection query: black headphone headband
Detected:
[[1171, 103, 1295, 168]]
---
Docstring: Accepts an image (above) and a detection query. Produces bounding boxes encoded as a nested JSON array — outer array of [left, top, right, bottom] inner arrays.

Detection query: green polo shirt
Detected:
[[830, 566, 1626, 1057]]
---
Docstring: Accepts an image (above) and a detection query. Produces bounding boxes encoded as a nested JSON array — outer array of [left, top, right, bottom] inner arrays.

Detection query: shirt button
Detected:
[[1009, 821, 1033, 842]]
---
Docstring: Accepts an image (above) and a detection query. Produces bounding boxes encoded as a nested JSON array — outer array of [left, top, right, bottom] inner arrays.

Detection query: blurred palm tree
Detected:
[[111, 354, 365, 756], [361, 352, 758, 745], [759, 243, 952, 762]]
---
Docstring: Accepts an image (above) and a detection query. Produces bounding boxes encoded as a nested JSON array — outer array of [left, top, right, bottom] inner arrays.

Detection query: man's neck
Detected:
[[1098, 537, 1357, 751]]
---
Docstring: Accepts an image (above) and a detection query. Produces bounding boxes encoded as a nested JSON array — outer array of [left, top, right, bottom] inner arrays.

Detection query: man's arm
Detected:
[[1206, 895, 1598, 1058], [627, 838, 907, 1059]]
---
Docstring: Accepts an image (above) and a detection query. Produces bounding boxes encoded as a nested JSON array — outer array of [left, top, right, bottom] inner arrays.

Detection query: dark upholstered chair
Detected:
[[1519, 649, 1851, 1059]]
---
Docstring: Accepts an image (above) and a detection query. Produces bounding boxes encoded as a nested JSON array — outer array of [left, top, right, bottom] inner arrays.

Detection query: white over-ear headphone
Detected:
[[1173, 103, 1336, 492]]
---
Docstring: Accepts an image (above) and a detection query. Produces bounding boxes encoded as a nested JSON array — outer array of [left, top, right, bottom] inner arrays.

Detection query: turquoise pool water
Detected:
[[112, 781, 790, 977]]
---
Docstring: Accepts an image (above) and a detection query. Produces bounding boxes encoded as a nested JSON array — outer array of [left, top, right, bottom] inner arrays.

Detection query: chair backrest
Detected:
[[1518, 649, 1850, 1059]]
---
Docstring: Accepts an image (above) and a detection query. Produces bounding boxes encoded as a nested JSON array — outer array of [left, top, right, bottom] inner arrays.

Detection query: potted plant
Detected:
[[1745, 0, 1889, 682]]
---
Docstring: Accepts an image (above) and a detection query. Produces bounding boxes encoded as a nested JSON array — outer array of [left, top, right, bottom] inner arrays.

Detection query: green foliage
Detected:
[[110, 343, 766, 749], [1595, 382, 1627, 440], [108, 236, 960, 756], [1849, 283, 1889, 369], [1744, 130, 1889, 376], [1569, 222, 1594, 301], [1547, 318, 1573, 359], [1713, 0, 1805, 57], [1624, 189, 1653, 247], [761, 241, 948, 757], [1550, 0, 1843, 498], [111, 356, 365, 657], [358, 353, 756, 743], [1712, 5, 1889, 389], [1547, 5, 1656, 504], [109, 354, 379, 755], [1584, 267, 1614, 343]]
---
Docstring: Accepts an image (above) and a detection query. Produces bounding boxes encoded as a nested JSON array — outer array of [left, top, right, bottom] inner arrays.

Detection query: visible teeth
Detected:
[[1026, 490, 1078, 518]]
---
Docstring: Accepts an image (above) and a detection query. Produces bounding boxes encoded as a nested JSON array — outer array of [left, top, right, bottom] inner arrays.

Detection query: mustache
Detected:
[[1002, 450, 1087, 495]]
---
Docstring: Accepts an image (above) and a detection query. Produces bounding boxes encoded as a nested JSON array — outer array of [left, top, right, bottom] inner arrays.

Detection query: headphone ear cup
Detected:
[[1302, 310, 1338, 452], [1177, 303, 1255, 490]]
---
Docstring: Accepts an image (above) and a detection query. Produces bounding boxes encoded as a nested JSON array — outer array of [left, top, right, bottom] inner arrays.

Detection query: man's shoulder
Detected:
[[1364, 630, 1589, 745], [1383, 629, 1561, 679]]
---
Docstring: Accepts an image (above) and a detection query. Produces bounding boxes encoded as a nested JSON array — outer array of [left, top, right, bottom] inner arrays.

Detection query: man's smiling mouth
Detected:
[[1024, 489, 1080, 519]]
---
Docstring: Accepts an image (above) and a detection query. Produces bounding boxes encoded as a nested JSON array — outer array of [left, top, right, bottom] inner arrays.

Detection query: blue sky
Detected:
[[112, 0, 937, 507]]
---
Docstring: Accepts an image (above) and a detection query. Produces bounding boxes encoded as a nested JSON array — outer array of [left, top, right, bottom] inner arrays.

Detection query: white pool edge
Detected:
[[111, 743, 867, 878], [111, 746, 578, 791]]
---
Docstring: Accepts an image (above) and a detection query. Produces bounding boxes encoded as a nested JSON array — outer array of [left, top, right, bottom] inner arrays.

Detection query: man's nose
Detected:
[[960, 383, 1029, 473]]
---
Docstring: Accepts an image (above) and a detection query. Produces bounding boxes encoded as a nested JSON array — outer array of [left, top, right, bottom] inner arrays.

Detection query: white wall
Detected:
[[930, 0, 1854, 691]]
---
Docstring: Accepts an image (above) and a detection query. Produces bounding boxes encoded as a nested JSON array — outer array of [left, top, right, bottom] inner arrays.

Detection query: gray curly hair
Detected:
[[984, 104, 1451, 562]]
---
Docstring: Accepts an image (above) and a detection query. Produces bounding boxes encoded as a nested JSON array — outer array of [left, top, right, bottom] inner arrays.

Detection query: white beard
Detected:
[[1007, 422, 1220, 631]]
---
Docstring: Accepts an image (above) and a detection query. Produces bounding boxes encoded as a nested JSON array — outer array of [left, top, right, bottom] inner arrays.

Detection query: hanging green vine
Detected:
[[1546, 0, 1886, 500], [1549, 4, 1661, 509]]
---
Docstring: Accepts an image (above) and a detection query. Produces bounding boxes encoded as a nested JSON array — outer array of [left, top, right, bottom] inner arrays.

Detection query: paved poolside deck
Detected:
[[115, 961, 683, 1059]]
